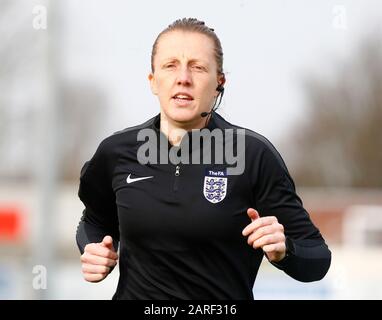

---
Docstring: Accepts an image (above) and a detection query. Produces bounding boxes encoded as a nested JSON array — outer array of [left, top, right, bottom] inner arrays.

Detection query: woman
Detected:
[[76, 18, 331, 299]]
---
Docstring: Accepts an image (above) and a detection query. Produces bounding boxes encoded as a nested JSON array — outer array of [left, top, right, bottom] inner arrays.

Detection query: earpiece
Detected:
[[201, 83, 225, 118], [216, 84, 224, 93]]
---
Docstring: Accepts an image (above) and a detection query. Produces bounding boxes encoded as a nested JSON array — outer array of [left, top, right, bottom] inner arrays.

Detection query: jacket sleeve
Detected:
[[252, 143, 331, 282], [76, 139, 120, 254]]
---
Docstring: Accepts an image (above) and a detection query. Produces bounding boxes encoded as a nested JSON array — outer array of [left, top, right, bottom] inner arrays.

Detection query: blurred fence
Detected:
[[1, 183, 382, 299]]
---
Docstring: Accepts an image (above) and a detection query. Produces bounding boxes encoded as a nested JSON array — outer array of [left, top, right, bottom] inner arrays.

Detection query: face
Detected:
[[149, 31, 224, 127]]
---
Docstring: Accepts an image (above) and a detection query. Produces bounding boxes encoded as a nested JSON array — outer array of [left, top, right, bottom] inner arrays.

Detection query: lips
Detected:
[[172, 92, 194, 107], [172, 92, 194, 100]]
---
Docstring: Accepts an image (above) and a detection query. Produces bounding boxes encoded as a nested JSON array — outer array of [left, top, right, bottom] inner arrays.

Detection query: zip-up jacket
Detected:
[[76, 112, 331, 300]]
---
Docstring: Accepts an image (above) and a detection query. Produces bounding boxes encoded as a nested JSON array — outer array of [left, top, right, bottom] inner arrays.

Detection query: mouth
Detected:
[[172, 92, 194, 107]]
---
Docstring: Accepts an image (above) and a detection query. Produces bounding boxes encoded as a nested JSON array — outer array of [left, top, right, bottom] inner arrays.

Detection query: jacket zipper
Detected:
[[174, 165, 180, 191]]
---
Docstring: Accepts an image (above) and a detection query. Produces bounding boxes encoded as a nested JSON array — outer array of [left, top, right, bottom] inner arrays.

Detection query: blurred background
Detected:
[[0, 0, 381, 299]]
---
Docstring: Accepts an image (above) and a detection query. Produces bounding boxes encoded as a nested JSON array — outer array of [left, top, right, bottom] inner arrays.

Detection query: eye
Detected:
[[164, 63, 176, 69], [192, 65, 204, 71]]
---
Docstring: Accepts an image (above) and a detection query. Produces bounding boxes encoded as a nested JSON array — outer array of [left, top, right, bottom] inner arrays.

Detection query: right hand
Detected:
[[80, 235, 119, 282]]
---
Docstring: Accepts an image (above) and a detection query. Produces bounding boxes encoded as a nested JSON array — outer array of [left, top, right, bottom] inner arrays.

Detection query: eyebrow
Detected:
[[161, 58, 209, 66]]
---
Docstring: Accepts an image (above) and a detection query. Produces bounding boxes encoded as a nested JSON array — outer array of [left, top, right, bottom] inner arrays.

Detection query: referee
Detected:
[[76, 18, 331, 300]]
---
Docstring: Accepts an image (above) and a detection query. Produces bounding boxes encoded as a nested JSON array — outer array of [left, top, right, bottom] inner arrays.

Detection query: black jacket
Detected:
[[76, 112, 331, 300]]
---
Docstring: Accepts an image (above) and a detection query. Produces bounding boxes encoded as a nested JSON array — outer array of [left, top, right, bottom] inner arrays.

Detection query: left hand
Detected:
[[242, 208, 286, 262]]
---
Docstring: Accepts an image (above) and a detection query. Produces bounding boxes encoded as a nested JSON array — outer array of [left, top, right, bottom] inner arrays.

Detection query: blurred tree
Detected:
[[0, 1, 108, 182], [290, 33, 382, 188], [0, 0, 37, 180], [59, 83, 107, 181]]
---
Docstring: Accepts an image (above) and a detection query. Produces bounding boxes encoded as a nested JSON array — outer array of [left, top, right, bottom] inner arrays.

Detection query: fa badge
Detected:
[[203, 169, 228, 204]]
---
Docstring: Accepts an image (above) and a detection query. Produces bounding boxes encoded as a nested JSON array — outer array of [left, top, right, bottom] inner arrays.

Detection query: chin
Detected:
[[166, 107, 199, 124]]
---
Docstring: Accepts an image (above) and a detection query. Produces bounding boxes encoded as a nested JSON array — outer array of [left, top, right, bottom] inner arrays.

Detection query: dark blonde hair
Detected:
[[151, 18, 224, 75]]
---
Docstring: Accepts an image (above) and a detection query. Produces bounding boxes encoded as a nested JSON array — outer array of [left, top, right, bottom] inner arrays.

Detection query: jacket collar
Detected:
[[151, 112, 218, 133], [151, 112, 218, 150]]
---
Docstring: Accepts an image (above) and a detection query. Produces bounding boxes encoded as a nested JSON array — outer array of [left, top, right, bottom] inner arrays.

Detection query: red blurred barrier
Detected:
[[0, 205, 23, 241]]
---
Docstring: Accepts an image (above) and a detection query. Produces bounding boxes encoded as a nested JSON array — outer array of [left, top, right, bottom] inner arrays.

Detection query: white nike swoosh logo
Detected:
[[126, 174, 154, 184]]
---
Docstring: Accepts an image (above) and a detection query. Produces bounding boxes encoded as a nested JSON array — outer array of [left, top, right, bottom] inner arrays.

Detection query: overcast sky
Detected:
[[61, 0, 382, 145]]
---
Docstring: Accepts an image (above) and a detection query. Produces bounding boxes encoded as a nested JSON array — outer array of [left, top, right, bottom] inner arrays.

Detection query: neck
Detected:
[[160, 113, 208, 146]]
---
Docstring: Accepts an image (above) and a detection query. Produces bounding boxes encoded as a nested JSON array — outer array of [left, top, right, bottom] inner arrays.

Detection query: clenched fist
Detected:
[[80, 235, 118, 282], [242, 208, 286, 263]]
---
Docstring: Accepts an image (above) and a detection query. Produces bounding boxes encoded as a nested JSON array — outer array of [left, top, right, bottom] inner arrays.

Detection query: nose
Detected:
[[176, 66, 192, 87]]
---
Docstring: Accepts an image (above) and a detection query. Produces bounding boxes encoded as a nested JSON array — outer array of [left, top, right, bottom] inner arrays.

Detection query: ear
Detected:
[[148, 73, 158, 95], [217, 73, 226, 88], [214, 73, 226, 97]]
